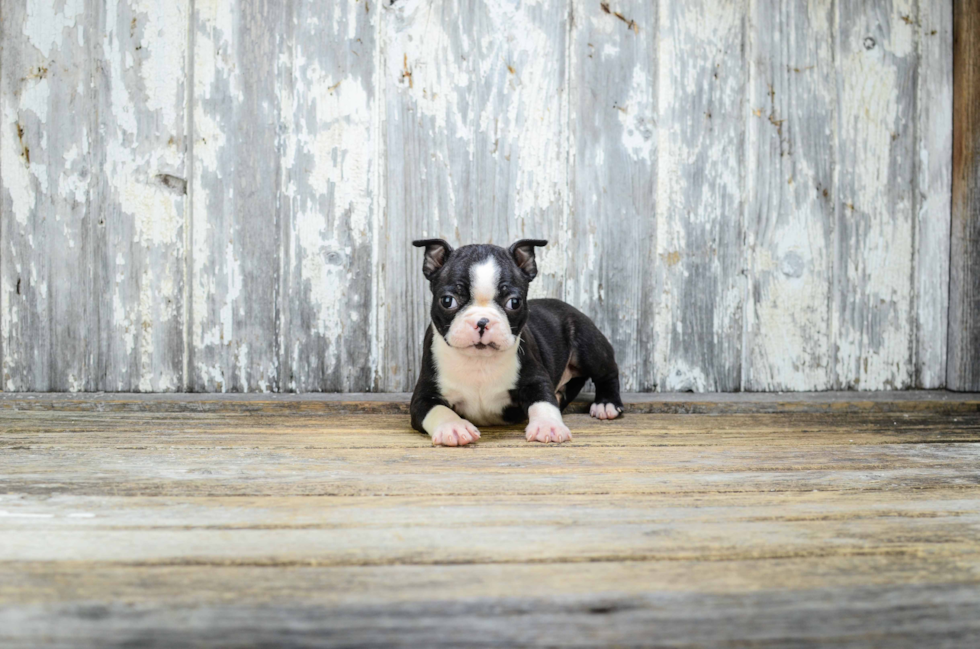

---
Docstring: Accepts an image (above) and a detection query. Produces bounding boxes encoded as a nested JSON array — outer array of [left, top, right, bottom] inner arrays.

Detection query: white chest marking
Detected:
[[431, 330, 521, 426]]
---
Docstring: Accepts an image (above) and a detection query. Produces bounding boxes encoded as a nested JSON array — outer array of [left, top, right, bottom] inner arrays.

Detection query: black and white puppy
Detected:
[[410, 239, 623, 446]]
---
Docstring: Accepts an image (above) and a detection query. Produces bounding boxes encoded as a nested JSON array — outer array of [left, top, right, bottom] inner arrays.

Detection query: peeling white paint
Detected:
[[1, 0, 955, 393], [662, 359, 708, 392], [618, 65, 654, 162], [220, 241, 242, 346], [21, 77, 50, 123], [653, 0, 744, 391], [118, 179, 182, 246], [301, 63, 373, 242], [135, 1, 187, 130], [740, 0, 836, 391], [104, 2, 139, 137], [2, 99, 37, 227], [23, 0, 85, 58], [295, 224, 345, 361], [58, 143, 88, 203], [527, 243, 562, 300], [387, 1, 471, 154], [235, 343, 249, 392], [835, 2, 916, 389]]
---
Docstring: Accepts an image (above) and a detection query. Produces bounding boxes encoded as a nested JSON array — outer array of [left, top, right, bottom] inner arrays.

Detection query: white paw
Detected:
[[431, 419, 481, 447], [590, 402, 622, 420], [525, 418, 572, 444]]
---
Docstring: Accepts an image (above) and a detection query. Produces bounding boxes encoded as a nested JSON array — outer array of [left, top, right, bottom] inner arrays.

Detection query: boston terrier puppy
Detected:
[[410, 238, 624, 446]]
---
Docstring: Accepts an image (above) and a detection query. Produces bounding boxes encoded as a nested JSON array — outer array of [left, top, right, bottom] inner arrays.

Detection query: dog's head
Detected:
[[412, 239, 547, 355]]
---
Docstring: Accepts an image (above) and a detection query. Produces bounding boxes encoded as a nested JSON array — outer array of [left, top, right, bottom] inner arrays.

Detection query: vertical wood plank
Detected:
[[0, 0, 959, 395], [1, 0, 188, 391], [1, 0, 94, 391], [949, 0, 980, 391], [382, 0, 568, 392], [653, 0, 746, 391], [742, 0, 835, 391], [100, 0, 189, 391], [277, 0, 380, 392], [915, 0, 952, 388], [190, 0, 283, 392], [834, 0, 918, 390], [566, 1, 656, 392]]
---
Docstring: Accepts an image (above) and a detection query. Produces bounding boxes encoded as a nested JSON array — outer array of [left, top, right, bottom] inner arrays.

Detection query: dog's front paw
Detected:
[[431, 419, 481, 447], [525, 418, 572, 444], [590, 402, 623, 420]]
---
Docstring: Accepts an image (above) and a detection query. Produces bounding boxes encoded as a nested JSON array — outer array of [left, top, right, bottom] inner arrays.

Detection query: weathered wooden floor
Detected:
[[2, 392, 980, 648]]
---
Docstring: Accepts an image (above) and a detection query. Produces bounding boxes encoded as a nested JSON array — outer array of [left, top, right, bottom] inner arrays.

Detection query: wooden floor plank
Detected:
[[3, 411, 979, 442], [2, 448, 979, 497], [2, 578, 979, 648], [1, 401, 979, 645], [1, 492, 978, 566]]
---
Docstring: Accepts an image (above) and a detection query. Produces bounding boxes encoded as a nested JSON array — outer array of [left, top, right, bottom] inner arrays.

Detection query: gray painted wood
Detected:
[[916, 1, 953, 388], [190, 0, 283, 392], [1, 0, 95, 392], [949, 0, 980, 391], [652, 0, 746, 391], [276, 0, 380, 392], [834, 0, 918, 390], [0, 0, 964, 393], [1, 0, 188, 392], [99, 1, 189, 392], [566, 1, 657, 392], [743, 0, 835, 391], [381, 0, 569, 392]]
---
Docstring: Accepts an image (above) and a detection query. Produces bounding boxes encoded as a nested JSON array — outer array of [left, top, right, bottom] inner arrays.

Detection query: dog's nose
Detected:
[[476, 318, 490, 335]]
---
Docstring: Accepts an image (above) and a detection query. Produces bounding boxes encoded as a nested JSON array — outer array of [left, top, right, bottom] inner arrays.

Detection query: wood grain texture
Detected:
[[566, 1, 656, 392], [98, 1, 189, 392], [1, 402, 979, 646], [3, 390, 979, 414], [1, 579, 978, 648], [950, 0, 980, 391], [743, 0, 835, 391], [916, 1, 953, 388], [653, 0, 746, 392], [0, 1, 963, 393], [834, 0, 918, 390], [381, 0, 568, 391], [1, 0, 97, 392], [3, 488, 980, 563], [277, 0, 380, 392], [189, 0, 283, 392], [1, 0, 188, 391]]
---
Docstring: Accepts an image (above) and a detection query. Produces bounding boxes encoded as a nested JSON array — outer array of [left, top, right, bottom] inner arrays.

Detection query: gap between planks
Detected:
[[1, 390, 979, 414]]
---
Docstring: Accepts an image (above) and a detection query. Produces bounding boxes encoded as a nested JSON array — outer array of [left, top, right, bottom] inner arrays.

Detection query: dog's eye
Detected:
[[440, 296, 458, 309], [506, 297, 522, 310]]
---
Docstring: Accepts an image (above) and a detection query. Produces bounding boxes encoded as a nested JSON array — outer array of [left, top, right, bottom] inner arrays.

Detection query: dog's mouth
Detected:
[[472, 342, 499, 350]]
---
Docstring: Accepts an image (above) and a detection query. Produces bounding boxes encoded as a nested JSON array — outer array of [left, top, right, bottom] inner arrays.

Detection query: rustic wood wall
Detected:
[[950, 0, 980, 391], [0, 0, 959, 393]]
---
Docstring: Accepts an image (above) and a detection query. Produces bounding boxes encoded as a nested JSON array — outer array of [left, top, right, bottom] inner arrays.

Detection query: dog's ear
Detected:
[[508, 239, 548, 281], [412, 239, 454, 280]]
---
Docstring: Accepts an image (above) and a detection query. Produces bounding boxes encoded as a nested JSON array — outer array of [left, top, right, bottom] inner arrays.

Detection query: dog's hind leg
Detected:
[[589, 369, 623, 420], [572, 321, 624, 420]]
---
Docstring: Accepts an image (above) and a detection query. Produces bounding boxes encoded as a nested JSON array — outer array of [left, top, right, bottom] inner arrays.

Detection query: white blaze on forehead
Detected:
[[470, 257, 499, 306]]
